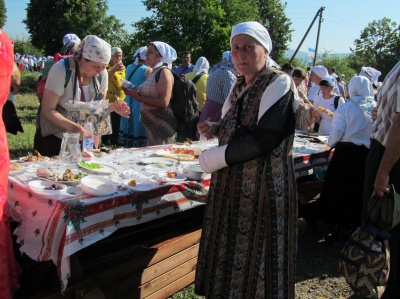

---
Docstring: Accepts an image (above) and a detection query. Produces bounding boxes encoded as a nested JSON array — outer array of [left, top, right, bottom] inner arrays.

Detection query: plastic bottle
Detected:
[[82, 122, 94, 151], [120, 78, 135, 91]]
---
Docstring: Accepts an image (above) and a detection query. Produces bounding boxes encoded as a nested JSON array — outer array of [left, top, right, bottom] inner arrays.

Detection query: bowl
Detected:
[[28, 180, 67, 196], [80, 176, 117, 196], [182, 164, 205, 181]]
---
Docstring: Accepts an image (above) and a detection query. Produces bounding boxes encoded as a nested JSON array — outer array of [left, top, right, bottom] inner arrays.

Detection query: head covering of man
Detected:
[[193, 56, 210, 74], [133, 46, 147, 65], [80, 35, 111, 64], [348, 75, 375, 115], [111, 47, 122, 57], [230, 21, 273, 53], [152, 41, 177, 69], [312, 65, 329, 79]]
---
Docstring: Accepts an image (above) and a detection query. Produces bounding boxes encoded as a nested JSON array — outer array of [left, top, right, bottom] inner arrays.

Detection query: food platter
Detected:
[[140, 157, 177, 167], [78, 161, 117, 174], [123, 180, 159, 192], [157, 171, 187, 182]]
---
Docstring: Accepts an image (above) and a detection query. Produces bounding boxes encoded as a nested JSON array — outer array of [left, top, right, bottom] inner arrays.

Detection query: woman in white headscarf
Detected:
[[302, 76, 374, 243], [195, 21, 299, 298], [122, 41, 177, 145], [118, 46, 151, 147], [35, 35, 130, 156]]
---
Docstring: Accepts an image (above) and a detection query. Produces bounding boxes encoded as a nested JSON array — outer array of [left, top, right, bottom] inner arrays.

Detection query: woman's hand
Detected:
[[109, 62, 125, 76], [197, 118, 219, 138], [110, 99, 130, 118], [311, 109, 321, 123]]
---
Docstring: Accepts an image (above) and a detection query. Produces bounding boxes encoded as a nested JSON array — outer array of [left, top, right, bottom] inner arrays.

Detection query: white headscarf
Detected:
[[193, 56, 210, 74], [312, 65, 328, 79], [348, 75, 375, 116], [81, 35, 111, 64], [230, 21, 272, 53], [359, 67, 381, 85], [133, 46, 147, 65], [152, 41, 177, 69], [111, 47, 122, 56], [63, 33, 81, 46]]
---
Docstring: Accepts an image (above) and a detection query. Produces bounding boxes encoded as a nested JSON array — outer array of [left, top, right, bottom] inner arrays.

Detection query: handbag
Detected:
[[368, 184, 400, 230], [3, 99, 24, 135], [338, 223, 390, 299]]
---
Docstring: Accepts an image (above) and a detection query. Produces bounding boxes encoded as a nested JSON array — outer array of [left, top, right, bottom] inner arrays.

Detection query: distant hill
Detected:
[[284, 49, 350, 62]]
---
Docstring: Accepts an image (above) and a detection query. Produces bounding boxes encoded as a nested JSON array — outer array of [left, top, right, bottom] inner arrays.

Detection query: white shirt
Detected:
[[314, 94, 345, 135], [328, 100, 372, 148]]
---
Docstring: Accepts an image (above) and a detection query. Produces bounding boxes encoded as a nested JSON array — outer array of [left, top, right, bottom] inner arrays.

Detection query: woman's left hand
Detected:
[[110, 99, 130, 118]]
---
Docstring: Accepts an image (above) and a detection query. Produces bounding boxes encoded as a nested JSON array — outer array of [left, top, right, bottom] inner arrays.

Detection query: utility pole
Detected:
[[313, 7, 325, 66], [289, 7, 325, 65]]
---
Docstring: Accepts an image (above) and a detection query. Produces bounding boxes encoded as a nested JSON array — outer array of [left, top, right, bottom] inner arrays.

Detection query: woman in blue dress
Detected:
[[118, 47, 151, 147]]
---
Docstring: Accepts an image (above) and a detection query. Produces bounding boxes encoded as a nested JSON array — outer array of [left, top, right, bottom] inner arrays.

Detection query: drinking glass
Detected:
[[59, 133, 82, 166]]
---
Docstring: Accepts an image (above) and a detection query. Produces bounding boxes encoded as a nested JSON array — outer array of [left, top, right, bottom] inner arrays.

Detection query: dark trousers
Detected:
[[363, 139, 400, 299], [101, 112, 120, 147], [33, 130, 62, 157]]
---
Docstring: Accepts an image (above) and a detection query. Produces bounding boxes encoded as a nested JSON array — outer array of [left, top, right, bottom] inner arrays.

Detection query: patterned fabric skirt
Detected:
[[195, 143, 297, 299], [140, 107, 177, 146]]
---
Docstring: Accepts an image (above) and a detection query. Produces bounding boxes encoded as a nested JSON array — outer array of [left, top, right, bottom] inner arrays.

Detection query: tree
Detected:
[[350, 18, 400, 79], [132, 0, 259, 65], [13, 36, 44, 56], [24, 0, 128, 55], [0, 0, 6, 28], [256, 0, 293, 62]]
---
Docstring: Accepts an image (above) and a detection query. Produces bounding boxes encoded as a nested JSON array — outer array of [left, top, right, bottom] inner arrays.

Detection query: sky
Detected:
[[3, 0, 400, 55]]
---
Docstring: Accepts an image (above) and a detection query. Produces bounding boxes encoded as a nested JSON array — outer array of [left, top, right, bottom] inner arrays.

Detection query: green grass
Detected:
[[7, 71, 40, 159], [6, 71, 205, 298]]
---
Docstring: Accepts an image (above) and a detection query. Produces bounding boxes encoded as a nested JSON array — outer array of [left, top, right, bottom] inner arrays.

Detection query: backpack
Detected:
[[338, 224, 390, 299], [155, 67, 198, 122], [37, 57, 102, 102], [37, 58, 72, 101]]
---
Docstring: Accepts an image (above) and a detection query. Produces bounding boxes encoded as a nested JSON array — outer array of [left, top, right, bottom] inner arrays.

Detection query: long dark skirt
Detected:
[[315, 142, 369, 227]]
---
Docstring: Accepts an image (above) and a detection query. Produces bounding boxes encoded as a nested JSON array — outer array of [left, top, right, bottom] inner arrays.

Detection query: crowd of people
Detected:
[[1, 19, 400, 299]]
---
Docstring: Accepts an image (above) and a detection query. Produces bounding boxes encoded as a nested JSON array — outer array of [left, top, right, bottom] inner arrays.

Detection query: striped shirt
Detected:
[[371, 62, 400, 146]]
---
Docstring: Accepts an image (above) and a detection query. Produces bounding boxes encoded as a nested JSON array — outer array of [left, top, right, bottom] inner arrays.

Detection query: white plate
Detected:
[[9, 162, 33, 173], [140, 157, 177, 166], [145, 164, 168, 173], [19, 156, 50, 163], [78, 161, 117, 174], [123, 180, 158, 192], [80, 176, 117, 196], [38, 169, 87, 185], [28, 180, 67, 196], [157, 171, 187, 182], [121, 169, 141, 178]]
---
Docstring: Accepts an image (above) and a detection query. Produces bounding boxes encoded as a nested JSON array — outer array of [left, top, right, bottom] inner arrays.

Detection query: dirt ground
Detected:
[[295, 219, 384, 299]]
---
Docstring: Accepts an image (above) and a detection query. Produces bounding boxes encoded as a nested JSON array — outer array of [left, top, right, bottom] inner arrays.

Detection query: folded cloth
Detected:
[[199, 145, 228, 173]]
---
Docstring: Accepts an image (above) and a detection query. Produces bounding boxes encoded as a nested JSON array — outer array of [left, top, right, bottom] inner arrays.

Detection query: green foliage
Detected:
[[133, 0, 259, 64], [350, 18, 400, 79], [256, 0, 293, 62], [0, 0, 6, 28], [12, 36, 44, 56], [315, 51, 357, 84], [23, 0, 129, 55]]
